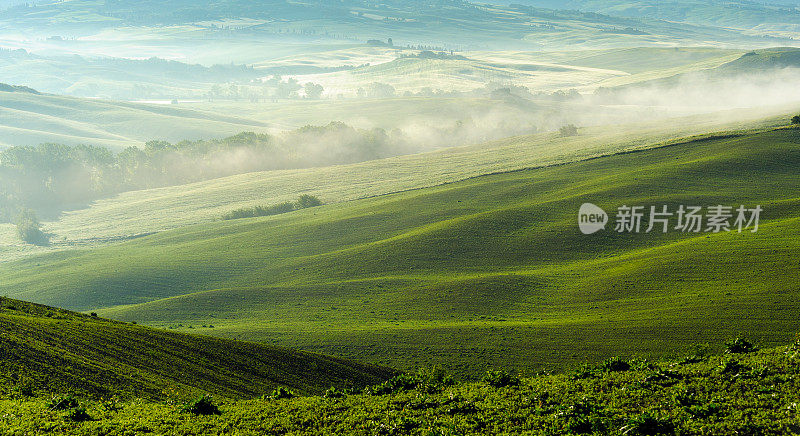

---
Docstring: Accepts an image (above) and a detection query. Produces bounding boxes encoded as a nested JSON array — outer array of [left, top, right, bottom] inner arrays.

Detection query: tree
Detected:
[[559, 124, 579, 137], [792, 115, 800, 125], [296, 194, 323, 209], [304, 82, 324, 99], [15, 208, 49, 246]]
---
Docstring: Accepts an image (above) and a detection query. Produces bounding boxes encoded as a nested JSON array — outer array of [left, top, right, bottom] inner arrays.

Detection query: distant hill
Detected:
[[716, 47, 800, 72], [0, 297, 395, 399], [0, 82, 38, 94], [0, 91, 271, 149], [509, 0, 800, 30]]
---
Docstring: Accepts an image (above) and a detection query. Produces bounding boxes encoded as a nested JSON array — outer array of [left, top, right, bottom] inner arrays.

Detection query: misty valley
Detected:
[[1, 0, 800, 434]]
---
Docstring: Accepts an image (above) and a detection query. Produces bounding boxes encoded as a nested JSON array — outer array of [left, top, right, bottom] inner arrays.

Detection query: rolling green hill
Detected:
[[1, 125, 798, 376], [0, 90, 272, 149], [0, 298, 394, 400]]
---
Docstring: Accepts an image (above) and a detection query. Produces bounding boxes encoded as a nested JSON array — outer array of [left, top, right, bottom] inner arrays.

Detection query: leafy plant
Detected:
[[181, 395, 221, 415], [67, 407, 92, 422], [270, 387, 295, 400], [725, 337, 757, 354], [47, 394, 79, 411], [620, 412, 675, 435], [482, 370, 520, 388], [599, 357, 631, 372]]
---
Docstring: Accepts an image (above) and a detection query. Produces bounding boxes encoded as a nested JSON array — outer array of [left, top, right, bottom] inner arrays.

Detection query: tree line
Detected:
[[0, 122, 412, 225]]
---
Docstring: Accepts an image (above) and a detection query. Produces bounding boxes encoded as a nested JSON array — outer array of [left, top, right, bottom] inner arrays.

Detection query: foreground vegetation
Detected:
[[2, 334, 799, 435]]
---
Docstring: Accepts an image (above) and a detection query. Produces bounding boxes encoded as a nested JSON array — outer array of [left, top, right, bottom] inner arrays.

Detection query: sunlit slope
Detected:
[[0, 107, 788, 261], [0, 298, 394, 399], [2, 127, 799, 374], [0, 90, 271, 148]]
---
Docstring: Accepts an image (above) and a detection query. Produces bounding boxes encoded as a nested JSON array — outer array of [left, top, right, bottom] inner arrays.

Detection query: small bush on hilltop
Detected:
[[791, 114, 800, 125], [222, 195, 323, 220]]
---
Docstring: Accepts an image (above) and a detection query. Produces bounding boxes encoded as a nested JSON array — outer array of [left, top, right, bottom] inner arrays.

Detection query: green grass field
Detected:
[[2, 336, 799, 434], [0, 298, 394, 400], [2, 125, 798, 377]]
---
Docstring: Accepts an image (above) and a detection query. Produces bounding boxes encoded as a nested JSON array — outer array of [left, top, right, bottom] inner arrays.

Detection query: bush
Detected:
[[620, 412, 675, 435], [792, 115, 800, 125], [368, 374, 419, 395], [14, 208, 49, 246], [323, 386, 346, 399], [725, 337, 757, 354], [482, 370, 520, 388], [599, 357, 631, 372], [559, 124, 579, 137], [269, 387, 295, 399], [67, 407, 92, 422], [222, 195, 322, 220], [47, 394, 79, 410], [181, 395, 220, 415], [296, 194, 323, 209]]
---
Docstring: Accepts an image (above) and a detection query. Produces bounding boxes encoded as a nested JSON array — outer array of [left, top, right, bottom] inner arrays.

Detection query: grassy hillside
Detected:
[[2, 339, 799, 434], [1, 125, 798, 376], [0, 90, 272, 149], [0, 107, 789, 263], [0, 298, 394, 400]]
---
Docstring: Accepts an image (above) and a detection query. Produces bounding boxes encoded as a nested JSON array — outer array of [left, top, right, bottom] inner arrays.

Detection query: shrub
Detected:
[[270, 387, 295, 399], [296, 194, 323, 209], [369, 374, 418, 395], [599, 357, 631, 372], [559, 124, 579, 137], [323, 386, 346, 399], [67, 407, 92, 422], [792, 115, 800, 125], [47, 394, 79, 410], [181, 395, 220, 415], [415, 366, 454, 393], [725, 337, 757, 354], [620, 412, 675, 435], [482, 370, 520, 388], [14, 208, 49, 246], [718, 358, 746, 376]]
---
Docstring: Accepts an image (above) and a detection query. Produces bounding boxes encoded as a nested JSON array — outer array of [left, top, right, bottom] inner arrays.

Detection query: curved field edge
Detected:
[[0, 298, 396, 400]]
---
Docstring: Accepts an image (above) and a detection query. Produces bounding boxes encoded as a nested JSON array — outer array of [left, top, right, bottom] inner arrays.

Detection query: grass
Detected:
[[1, 106, 791, 263], [1, 125, 798, 376], [0, 90, 272, 149], [0, 298, 395, 400], [1, 338, 800, 434]]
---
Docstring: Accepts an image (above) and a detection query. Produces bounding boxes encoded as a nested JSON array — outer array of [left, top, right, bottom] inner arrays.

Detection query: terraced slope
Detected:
[[0, 298, 395, 399], [1, 127, 798, 376]]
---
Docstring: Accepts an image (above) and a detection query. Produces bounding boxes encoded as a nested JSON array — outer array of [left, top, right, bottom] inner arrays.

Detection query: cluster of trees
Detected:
[[206, 76, 325, 101], [222, 195, 323, 220], [0, 123, 412, 226]]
